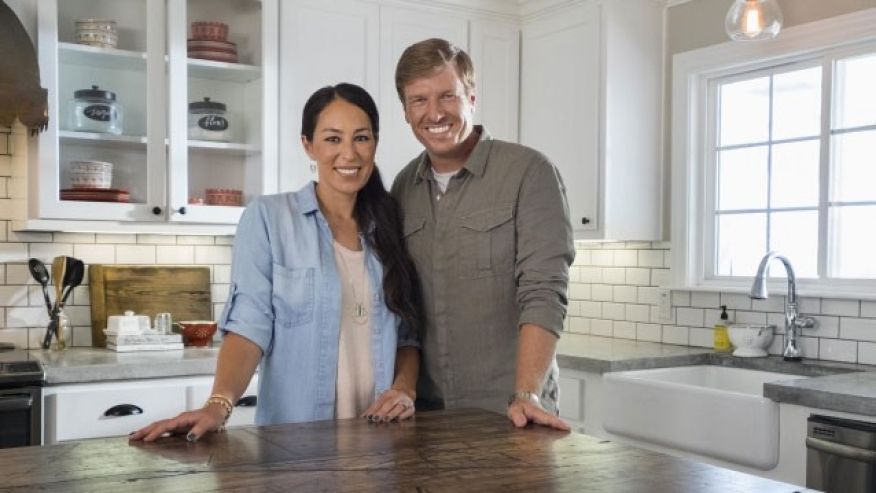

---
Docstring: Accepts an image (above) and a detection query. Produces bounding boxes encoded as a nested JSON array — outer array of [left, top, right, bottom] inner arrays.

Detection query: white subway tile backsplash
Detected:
[[137, 234, 177, 245], [568, 267, 580, 283], [614, 249, 638, 267], [64, 305, 91, 326], [7, 306, 49, 327], [637, 287, 659, 306], [862, 302, 876, 318], [689, 327, 713, 348], [0, 327, 27, 347], [613, 286, 637, 303], [569, 284, 590, 301], [177, 235, 215, 245], [29, 243, 74, 262], [840, 317, 876, 342], [799, 336, 820, 359], [798, 297, 821, 314], [4, 264, 29, 284], [0, 243, 28, 263], [638, 250, 663, 268], [767, 313, 786, 333], [214, 264, 231, 284], [626, 268, 650, 286], [157, 246, 195, 264], [613, 321, 636, 339], [603, 302, 626, 321], [672, 291, 690, 307], [810, 315, 840, 338], [752, 295, 785, 313], [569, 317, 590, 334], [211, 284, 230, 303], [580, 301, 602, 318], [96, 234, 136, 244], [662, 325, 689, 345], [74, 244, 115, 264], [0, 286, 27, 306], [819, 338, 857, 363], [721, 293, 751, 311], [53, 233, 95, 244], [195, 246, 232, 265], [822, 299, 860, 317], [859, 342, 876, 365], [591, 284, 613, 302], [71, 326, 92, 347], [650, 269, 671, 288], [690, 292, 719, 309], [579, 267, 603, 283], [572, 249, 591, 266], [7, 229, 51, 243], [116, 245, 156, 264], [735, 311, 768, 325], [676, 307, 705, 328], [71, 285, 90, 306], [636, 323, 661, 342], [626, 304, 651, 323], [592, 250, 614, 267], [650, 305, 675, 324], [591, 319, 613, 337], [603, 268, 626, 285]]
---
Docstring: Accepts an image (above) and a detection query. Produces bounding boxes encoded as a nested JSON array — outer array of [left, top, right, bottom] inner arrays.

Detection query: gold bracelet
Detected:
[[204, 393, 234, 431]]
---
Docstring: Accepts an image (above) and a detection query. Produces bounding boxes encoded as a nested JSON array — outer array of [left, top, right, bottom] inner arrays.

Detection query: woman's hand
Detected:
[[128, 403, 227, 442], [362, 389, 415, 423]]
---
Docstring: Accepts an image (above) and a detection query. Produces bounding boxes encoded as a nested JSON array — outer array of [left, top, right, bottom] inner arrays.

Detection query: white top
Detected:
[[333, 240, 375, 419], [431, 167, 457, 194]]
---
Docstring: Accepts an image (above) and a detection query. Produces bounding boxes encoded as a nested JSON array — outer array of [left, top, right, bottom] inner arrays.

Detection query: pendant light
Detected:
[[725, 0, 783, 41]]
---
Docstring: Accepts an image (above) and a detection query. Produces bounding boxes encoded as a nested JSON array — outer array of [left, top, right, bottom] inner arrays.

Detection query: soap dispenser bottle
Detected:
[[713, 305, 731, 352]]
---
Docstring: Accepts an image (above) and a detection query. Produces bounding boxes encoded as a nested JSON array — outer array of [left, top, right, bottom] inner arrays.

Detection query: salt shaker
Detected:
[[154, 312, 173, 334]]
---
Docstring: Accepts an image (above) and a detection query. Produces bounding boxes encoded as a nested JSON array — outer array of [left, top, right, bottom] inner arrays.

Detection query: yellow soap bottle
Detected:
[[713, 305, 731, 352]]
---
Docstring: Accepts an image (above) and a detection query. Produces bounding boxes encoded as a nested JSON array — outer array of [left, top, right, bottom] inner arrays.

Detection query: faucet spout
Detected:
[[749, 251, 814, 361]]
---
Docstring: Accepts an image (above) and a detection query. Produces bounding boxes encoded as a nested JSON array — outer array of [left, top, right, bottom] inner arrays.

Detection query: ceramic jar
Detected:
[[188, 97, 230, 141], [70, 160, 113, 189], [75, 19, 118, 49], [69, 85, 123, 134]]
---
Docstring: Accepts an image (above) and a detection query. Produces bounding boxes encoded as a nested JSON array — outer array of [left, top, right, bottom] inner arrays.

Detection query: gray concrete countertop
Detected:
[[27, 347, 220, 384], [558, 334, 876, 417]]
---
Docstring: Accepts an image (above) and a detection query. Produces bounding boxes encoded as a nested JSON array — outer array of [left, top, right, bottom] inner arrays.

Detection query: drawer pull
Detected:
[[236, 395, 257, 407], [104, 404, 143, 417]]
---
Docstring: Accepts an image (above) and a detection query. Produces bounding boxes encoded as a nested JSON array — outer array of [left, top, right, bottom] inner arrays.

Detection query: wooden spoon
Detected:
[[51, 256, 67, 310]]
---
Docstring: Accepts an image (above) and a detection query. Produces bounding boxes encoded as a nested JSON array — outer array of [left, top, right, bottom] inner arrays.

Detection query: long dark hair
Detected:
[[301, 83, 423, 333]]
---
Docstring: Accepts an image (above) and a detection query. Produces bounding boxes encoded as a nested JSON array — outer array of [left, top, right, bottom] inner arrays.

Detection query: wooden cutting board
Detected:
[[89, 265, 212, 347]]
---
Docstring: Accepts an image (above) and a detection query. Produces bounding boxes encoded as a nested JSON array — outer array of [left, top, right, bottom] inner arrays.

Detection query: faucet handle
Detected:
[[796, 315, 817, 330]]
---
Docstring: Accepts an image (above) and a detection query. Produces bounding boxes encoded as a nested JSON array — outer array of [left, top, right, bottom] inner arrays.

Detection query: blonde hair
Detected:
[[395, 38, 475, 103]]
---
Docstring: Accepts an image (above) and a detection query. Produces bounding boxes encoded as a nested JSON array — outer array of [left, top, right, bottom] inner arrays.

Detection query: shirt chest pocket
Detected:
[[272, 264, 315, 328], [457, 206, 515, 279]]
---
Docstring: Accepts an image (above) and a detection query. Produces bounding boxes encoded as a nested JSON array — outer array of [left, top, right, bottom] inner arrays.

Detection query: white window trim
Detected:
[[671, 8, 876, 300]]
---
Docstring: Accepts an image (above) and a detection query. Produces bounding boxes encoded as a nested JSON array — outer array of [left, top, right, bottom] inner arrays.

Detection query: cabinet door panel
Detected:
[[470, 19, 519, 143], [377, 6, 468, 186], [521, 4, 599, 233], [278, 0, 379, 193], [188, 375, 259, 427]]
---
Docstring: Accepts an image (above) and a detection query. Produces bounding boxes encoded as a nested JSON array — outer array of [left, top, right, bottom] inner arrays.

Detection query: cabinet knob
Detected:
[[152, 206, 162, 215], [104, 404, 143, 417], [174, 207, 187, 216], [236, 395, 257, 407], [582, 217, 591, 225]]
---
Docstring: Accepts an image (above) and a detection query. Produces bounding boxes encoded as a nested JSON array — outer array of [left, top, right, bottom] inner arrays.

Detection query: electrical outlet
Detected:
[[657, 288, 672, 323]]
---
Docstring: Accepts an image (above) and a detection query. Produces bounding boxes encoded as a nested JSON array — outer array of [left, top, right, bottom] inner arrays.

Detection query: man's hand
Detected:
[[506, 395, 570, 431]]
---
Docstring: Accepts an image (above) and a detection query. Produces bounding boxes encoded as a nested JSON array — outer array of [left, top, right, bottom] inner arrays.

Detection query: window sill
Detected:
[[669, 280, 876, 302]]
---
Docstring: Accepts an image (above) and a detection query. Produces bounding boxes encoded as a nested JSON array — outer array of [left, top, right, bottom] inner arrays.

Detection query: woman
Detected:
[[131, 83, 422, 442]]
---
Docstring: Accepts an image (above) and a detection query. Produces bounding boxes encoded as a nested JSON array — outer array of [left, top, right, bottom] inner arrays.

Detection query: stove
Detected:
[[0, 360, 45, 387], [0, 346, 45, 448]]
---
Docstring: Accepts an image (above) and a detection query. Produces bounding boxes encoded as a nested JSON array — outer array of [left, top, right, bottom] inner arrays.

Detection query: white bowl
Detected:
[[728, 324, 775, 357], [70, 160, 112, 189]]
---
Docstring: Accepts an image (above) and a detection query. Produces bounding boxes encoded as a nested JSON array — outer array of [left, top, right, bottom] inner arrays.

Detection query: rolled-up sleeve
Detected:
[[515, 157, 575, 336], [396, 318, 420, 349], [219, 200, 275, 353]]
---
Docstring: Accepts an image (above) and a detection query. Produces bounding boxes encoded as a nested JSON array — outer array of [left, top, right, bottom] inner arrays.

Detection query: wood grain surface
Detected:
[[1, 409, 816, 492], [88, 265, 212, 347]]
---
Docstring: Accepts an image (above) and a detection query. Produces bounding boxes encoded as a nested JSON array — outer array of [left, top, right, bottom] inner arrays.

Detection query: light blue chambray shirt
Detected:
[[219, 182, 419, 425]]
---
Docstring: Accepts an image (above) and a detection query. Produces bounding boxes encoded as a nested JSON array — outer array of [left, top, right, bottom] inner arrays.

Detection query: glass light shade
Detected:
[[725, 0, 783, 41]]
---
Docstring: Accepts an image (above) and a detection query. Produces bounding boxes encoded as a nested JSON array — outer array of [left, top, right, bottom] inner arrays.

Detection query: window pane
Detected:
[[770, 211, 818, 278], [835, 53, 876, 129], [718, 146, 768, 210], [717, 213, 766, 276], [771, 140, 820, 208], [831, 130, 876, 203], [830, 205, 876, 278], [772, 67, 822, 140], [720, 77, 770, 146]]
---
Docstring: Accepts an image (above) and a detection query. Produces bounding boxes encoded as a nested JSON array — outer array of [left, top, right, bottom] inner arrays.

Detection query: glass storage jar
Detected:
[[188, 97, 230, 141], [68, 85, 123, 135]]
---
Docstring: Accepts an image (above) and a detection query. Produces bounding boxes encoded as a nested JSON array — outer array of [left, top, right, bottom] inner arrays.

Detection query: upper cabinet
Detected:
[[278, 0, 520, 192], [520, 0, 664, 240], [16, 0, 278, 233]]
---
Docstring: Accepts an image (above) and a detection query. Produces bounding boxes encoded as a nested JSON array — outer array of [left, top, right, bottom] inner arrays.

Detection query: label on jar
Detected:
[[198, 115, 228, 132], [83, 104, 113, 122]]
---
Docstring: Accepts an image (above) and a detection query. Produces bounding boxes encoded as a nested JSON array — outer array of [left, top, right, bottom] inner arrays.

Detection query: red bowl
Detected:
[[205, 188, 243, 206], [176, 320, 217, 347], [191, 21, 228, 41]]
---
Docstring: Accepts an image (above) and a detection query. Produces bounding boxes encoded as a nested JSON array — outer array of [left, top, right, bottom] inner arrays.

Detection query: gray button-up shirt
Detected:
[[390, 127, 574, 413]]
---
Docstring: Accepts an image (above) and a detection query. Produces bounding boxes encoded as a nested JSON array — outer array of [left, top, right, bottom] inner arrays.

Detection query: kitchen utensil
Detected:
[[88, 265, 211, 347], [41, 317, 57, 350], [175, 320, 217, 347], [728, 324, 775, 357], [51, 256, 67, 309], [27, 258, 53, 315]]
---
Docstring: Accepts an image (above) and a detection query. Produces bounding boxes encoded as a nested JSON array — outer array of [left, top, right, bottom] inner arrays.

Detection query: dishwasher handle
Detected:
[[807, 436, 876, 463]]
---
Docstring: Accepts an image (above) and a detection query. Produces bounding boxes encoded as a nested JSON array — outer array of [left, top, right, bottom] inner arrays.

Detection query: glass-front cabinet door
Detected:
[[167, 0, 278, 224], [37, 0, 166, 222], [32, 0, 277, 228]]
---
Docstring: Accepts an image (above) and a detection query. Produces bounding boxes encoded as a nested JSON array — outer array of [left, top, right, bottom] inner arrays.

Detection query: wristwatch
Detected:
[[507, 391, 540, 408]]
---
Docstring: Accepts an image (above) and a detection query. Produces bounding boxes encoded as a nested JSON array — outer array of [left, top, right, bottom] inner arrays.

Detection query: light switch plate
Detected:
[[657, 288, 672, 323]]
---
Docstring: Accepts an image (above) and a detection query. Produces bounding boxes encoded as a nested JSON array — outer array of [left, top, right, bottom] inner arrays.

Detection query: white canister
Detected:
[[69, 85, 123, 135], [70, 160, 113, 189], [188, 97, 230, 141]]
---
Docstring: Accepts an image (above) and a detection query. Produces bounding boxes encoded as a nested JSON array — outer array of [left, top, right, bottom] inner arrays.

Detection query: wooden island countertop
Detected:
[[2, 409, 815, 492]]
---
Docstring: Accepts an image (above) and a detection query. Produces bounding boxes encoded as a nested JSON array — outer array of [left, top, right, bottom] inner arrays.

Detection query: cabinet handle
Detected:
[[152, 206, 162, 215], [582, 217, 591, 225], [104, 404, 143, 417], [174, 206, 187, 215], [236, 395, 257, 407]]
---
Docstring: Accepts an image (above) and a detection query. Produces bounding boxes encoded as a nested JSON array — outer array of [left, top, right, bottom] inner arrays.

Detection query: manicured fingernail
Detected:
[[186, 433, 197, 442]]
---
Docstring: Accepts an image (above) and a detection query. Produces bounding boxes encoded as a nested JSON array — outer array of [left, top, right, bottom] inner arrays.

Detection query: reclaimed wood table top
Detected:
[[2, 409, 816, 492]]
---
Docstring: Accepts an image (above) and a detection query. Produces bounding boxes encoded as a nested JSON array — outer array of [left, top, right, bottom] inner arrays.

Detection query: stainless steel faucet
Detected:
[[749, 251, 817, 361]]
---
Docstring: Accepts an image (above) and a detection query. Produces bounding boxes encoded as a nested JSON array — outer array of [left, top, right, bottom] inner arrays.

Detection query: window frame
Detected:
[[671, 9, 876, 299]]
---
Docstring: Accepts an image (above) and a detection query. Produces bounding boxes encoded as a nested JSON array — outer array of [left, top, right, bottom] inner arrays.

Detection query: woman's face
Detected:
[[303, 98, 377, 198]]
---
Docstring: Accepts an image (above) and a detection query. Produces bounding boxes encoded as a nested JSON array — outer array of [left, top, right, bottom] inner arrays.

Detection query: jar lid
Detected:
[[74, 85, 116, 101], [189, 97, 226, 112]]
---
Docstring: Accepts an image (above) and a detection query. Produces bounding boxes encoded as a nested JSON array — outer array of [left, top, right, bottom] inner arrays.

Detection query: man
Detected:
[[390, 38, 574, 430]]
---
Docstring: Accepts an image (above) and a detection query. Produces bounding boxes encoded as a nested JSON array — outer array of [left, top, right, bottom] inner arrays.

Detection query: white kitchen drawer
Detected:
[[46, 380, 188, 442], [559, 375, 584, 422], [188, 374, 259, 428]]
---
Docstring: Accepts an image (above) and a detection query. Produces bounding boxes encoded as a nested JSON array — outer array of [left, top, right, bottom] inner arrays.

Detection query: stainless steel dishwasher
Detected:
[[807, 414, 876, 492]]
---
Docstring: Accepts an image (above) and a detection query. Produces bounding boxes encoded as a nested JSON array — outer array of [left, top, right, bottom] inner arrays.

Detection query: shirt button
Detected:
[[436, 195, 441, 201]]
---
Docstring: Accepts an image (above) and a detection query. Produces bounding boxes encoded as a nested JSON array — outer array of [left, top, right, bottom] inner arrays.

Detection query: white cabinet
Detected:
[[188, 374, 259, 428], [17, 0, 278, 233], [520, 0, 663, 240], [278, 0, 521, 192]]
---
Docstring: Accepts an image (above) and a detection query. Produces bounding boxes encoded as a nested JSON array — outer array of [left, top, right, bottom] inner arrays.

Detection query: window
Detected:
[[672, 11, 876, 297]]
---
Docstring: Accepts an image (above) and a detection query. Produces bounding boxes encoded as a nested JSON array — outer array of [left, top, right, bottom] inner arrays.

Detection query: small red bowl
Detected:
[[176, 320, 217, 347], [191, 21, 228, 42]]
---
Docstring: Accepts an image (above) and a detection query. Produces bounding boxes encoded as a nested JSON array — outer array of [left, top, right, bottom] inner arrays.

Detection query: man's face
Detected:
[[402, 63, 476, 163]]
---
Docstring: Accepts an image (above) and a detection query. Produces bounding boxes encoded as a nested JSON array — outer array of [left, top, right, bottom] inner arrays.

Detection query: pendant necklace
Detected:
[[335, 242, 368, 325]]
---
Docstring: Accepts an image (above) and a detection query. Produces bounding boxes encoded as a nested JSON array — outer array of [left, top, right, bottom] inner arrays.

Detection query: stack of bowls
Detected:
[[75, 19, 118, 49], [70, 160, 113, 189], [205, 188, 243, 206], [187, 22, 238, 63]]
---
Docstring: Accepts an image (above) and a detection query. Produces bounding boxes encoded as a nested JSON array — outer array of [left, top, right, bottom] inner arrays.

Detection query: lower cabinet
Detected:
[[43, 375, 259, 444]]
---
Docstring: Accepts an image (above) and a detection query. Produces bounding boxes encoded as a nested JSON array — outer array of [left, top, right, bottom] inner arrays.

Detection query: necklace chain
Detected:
[[335, 241, 368, 324]]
